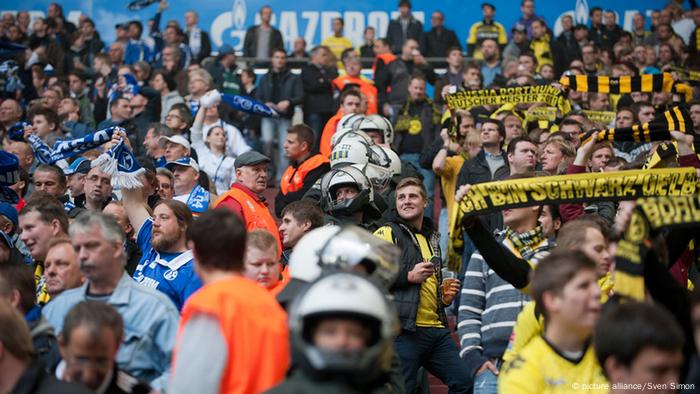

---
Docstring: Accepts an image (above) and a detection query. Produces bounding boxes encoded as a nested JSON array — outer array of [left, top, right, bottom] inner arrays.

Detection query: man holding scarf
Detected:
[[458, 173, 554, 394], [123, 184, 201, 311]]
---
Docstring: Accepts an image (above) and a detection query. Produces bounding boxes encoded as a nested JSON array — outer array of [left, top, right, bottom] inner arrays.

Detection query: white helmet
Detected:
[[289, 273, 398, 387], [331, 113, 371, 148], [288, 225, 400, 290], [379, 146, 402, 178], [353, 163, 392, 196], [358, 114, 394, 145], [330, 138, 372, 168], [320, 165, 376, 215]]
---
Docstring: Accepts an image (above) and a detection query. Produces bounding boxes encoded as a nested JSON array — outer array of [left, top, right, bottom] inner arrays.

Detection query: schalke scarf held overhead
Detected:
[[200, 89, 278, 117], [9, 124, 143, 188]]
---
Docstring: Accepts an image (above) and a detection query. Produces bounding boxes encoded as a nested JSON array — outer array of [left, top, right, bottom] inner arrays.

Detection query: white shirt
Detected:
[[191, 120, 251, 193]]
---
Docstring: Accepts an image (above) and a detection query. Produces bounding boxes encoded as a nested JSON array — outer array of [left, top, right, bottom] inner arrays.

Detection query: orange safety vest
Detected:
[[176, 276, 290, 394], [332, 75, 378, 115], [213, 187, 282, 254], [319, 111, 343, 159], [279, 154, 329, 195], [372, 53, 397, 76]]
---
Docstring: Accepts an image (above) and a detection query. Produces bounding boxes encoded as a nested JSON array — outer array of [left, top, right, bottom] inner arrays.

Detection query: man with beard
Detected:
[[123, 187, 201, 311]]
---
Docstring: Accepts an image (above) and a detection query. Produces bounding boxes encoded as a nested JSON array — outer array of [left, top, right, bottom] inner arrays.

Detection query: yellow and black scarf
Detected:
[[579, 105, 693, 146], [559, 73, 693, 102]]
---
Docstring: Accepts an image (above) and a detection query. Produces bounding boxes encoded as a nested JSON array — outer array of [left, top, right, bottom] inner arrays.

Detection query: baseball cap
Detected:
[[159, 135, 191, 152], [218, 44, 235, 57], [512, 23, 526, 33], [115, 22, 128, 30], [64, 157, 92, 176], [0, 202, 18, 228], [234, 151, 271, 169], [166, 156, 200, 172]]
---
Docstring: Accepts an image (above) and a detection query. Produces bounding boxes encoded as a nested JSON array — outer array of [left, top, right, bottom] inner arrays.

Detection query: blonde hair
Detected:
[[247, 229, 279, 257], [188, 68, 213, 90]]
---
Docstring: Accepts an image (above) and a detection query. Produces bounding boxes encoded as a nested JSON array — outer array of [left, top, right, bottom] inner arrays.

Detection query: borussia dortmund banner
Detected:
[[457, 168, 699, 220], [445, 85, 571, 114]]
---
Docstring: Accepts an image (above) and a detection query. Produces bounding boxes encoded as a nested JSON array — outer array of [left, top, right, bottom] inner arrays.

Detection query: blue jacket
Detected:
[[42, 272, 179, 391]]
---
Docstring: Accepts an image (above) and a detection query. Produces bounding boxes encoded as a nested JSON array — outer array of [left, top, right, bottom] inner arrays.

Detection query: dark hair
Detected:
[[128, 20, 143, 38], [152, 69, 177, 92], [241, 68, 257, 84], [333, 17, 344, 26], [340, 88, 362, 103], [34, 164, 67, 188], [482, 118, 506, 139], [20, 192, 69, 234], [507, 136, 535, 155], [154, 199, 192, 230], [590, 6, 602, 15], [271, 47, 287, 57], [531, 250, 597, 320], [187, 208, 247, 271], [519, 51, 538, 66], [560, 118, 583, 132], [0, 262, 35, 314], [32, 107, 59, 130], [594, 301, 684, 378], [287, 124, 315, 151], [62, 301, 124, 345], [169, 103, 193, 128], [281, 200, 324, 230]]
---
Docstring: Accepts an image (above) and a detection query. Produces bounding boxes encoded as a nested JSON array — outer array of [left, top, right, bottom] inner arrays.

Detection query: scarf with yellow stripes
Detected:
[[559, 73, 692, 102]]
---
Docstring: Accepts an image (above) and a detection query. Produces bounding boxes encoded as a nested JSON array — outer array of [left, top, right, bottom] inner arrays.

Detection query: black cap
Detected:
[[481, 2, 495, 11], [234, 151, 271, 169]]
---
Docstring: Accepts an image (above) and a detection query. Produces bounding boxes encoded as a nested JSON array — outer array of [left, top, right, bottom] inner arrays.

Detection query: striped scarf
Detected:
[[503, 225, 548, 261], [559, 73, 692, 102]]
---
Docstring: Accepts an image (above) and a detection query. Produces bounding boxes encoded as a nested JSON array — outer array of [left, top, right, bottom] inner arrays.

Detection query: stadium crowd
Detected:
[[2, 0, 700, 393]]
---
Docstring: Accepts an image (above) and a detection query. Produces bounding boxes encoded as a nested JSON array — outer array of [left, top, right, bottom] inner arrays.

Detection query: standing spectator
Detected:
[[243, 229, 283, 292], [183, 10, 211, 64], [142, 123, 172, 168], [374, 178, 470, 393], [198, 104, 252, 159], [204, 44, 241, 95], [480, 39, 502, 87], [603, 10, 624, 49], [83, 166, 113, 211], [376, 39, 436, 120], [666, 1, 695, 45], [57, 301, 153, 393], [96, 97, 139, 151], [467, 3, 507, 60], [256, 49, 303, 182], [434, 47, 463, 105], [632, 12, 656, 47], [588, 7, 606, 48], [125, 20, 151, 65], [557, 14, 580, 64], [42, 211, 179, 391], [459, 190, 553, 394], [393, 75, 440, 217], [170, 209, 289, 394], [0, 99, 23, 136], [102, 201, 141, 275], [287, 37, 309, 68], [512, 0, 545, 39], [359, 26, 376, 60], [150, 70, 185, 122], [243, 5, 284, 64], [424, 11, 461, 59], [0, 299, 91, 394], [301, 46, 337, 138], [529, 19, 566, 77], [67, 71, 95, 128], [274, 124, 330, 217], [184, 68, 213, 116], [321, 18, 353, 68], [503, 24, 529, 60], [78, 18, 104, 72], [333, 53, 378, 115], [386, 0, 425, 55]]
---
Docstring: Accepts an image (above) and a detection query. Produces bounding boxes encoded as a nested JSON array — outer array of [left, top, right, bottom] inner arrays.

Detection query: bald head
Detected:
[[0, 99, 22, 126]]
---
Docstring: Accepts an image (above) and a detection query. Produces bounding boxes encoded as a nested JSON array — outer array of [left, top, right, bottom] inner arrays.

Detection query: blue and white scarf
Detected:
[[9, 124, 144, 189], [186, 184, 210, 215], [221, 93, 278, 117]]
